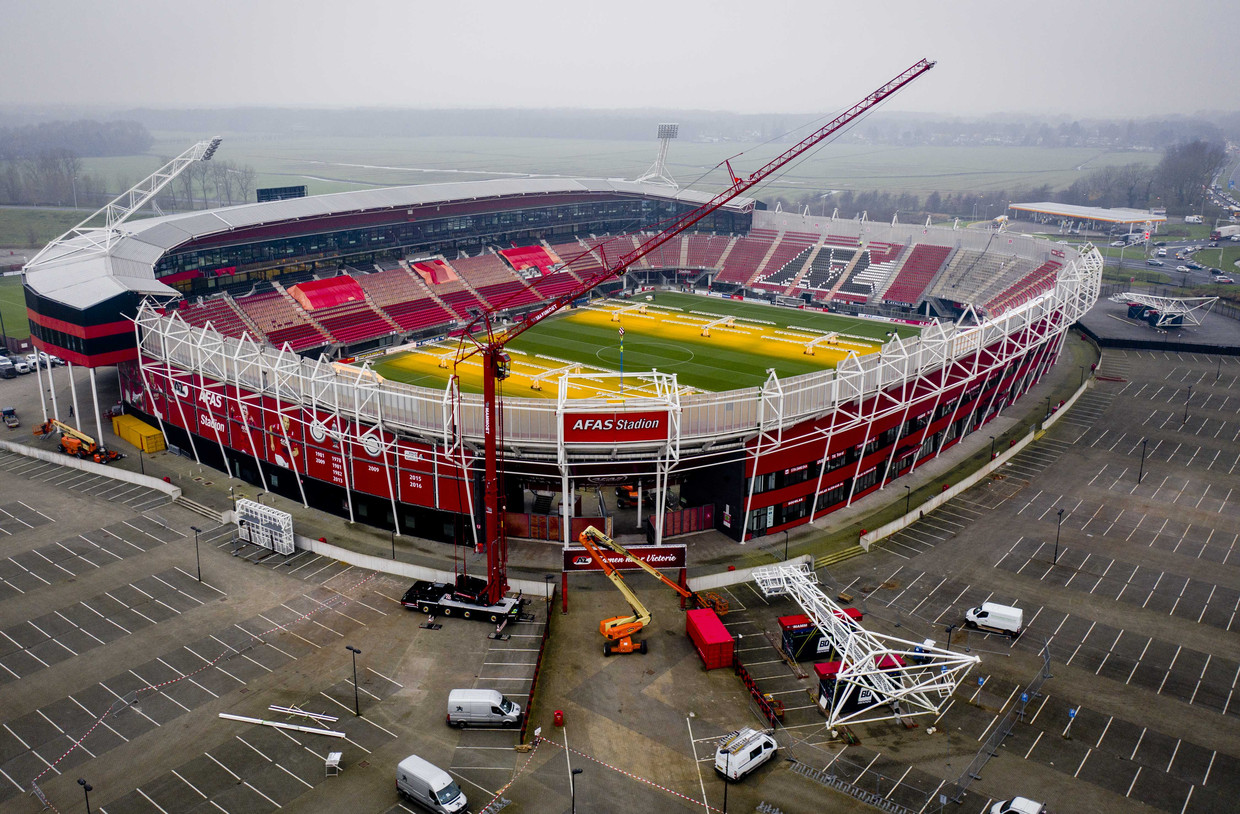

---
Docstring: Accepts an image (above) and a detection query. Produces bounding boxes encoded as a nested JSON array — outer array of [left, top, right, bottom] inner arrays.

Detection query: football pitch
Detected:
[[368, 292, 922, 399]]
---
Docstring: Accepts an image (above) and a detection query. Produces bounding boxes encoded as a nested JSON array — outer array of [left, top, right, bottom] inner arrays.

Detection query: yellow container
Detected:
[[111, 414, 166, 453]]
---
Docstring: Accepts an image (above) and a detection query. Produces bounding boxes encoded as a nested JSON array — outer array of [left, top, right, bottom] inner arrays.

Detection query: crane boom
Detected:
[[580, 525, 692, 600], [577, 527, 653, 651], [469, 58, 935, 350], [469, 59, 936, 606]]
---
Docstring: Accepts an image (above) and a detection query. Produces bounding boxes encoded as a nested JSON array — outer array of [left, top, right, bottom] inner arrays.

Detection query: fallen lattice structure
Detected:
[[1109, 292, 1218, 328], [752, 563, 980, 728]]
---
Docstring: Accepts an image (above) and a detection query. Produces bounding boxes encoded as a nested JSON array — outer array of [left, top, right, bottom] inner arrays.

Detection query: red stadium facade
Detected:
[[26, 178, 1102, 546]]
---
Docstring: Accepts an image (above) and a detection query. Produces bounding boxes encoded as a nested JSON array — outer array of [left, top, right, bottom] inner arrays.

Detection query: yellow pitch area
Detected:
[[371, 298, 885, 399]]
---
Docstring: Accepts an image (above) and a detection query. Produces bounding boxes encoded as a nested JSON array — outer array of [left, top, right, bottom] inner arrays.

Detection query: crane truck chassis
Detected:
[[401, 575, 527, 624]]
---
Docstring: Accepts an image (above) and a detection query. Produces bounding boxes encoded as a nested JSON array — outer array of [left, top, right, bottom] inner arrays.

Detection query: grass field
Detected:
[[121, 133, 1157, 201], [0, 276, 29, 339], [0, 208, 82, 248], [369, 291, 921, 398]]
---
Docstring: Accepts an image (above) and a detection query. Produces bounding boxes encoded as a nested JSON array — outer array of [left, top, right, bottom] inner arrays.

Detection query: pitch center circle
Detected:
[[596, 341, 696, 368]]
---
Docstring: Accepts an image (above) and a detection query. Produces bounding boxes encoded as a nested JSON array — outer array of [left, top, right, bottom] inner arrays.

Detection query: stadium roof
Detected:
[[1009, 202, 1166, 226], [26, 177, 755, 311]]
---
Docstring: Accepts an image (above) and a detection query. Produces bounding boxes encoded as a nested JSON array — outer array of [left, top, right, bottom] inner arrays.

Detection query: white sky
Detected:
[[3, 0, 1236, 117]]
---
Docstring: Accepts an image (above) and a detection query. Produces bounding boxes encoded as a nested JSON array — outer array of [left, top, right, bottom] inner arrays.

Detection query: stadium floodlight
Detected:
[[636, 123, 680, 189], [202, 137, 223, 161]]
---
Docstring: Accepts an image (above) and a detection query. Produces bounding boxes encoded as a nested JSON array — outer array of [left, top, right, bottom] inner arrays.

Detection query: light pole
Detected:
[[138, 446, 144, 476], [722, 772, 729, 813], [1183, 385, 1192, 423], [1045, 396, 1051, 420], [782, 529, 790, 561], [904, 485, 911, 517], [570, 767, 583, 814], [989, 435, 996, 461], [390, 527, 396, 560], [229, 485, 236, 512], [78, 778, 92, 814], [1139, 438, 1148, 484], [1079, 366, 1085, 386], [944, 623, 957, 653], [1054, 508, 1064, 565], [346, 645, 361, 716], [190, 525, 202, 582]]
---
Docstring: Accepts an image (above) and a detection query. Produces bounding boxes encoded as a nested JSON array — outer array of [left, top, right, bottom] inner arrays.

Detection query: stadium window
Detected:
[[854, 466, 879, 492], [819, 481, 849, 508], [783, 497, 808, 522], [823, 449, 848, 472]]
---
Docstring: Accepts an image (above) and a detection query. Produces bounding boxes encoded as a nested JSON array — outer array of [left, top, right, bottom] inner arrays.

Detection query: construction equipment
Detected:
[[33, 418, 124, 464], [577, 525, 726, 655], [452, 60, 936, 610], [2, 408, 17, 429]]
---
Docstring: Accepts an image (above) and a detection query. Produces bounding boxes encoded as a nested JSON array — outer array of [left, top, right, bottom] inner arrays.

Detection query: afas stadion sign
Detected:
[[562, 543, 687, 572], [562, 409, 669, 443]]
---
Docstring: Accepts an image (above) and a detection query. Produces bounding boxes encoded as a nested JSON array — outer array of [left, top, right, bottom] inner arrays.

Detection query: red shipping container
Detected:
[[686, 608, 733, 671]]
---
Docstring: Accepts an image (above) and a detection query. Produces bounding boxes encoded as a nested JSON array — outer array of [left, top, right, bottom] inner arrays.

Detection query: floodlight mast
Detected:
[[461, 59, 936, 606], [25, 137, 223, 271]]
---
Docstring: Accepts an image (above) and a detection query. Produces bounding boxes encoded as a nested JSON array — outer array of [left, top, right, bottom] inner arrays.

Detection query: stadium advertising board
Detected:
[[562, 543, 686, 572], [562, 409, 669, 444]]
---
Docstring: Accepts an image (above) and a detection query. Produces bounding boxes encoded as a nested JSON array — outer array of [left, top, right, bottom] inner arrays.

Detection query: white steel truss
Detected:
[[130, 239, 1102, 479], [752, 564, 980, 728], [1108, 292, 1218, 327], [26, 138, 222, 270]]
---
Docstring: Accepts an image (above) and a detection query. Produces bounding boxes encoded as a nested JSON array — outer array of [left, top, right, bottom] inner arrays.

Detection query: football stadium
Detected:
[[22, 145, 1103, 548]]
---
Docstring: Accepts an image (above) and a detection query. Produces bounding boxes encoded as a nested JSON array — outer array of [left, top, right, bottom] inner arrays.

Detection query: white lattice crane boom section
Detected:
[[753, 564, 980, 727], [1107, 292, 1218, 327], [26, 137, 223, 271]]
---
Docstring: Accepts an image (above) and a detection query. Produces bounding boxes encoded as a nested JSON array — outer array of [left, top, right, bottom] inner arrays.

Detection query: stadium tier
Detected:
[[24, 176, 1098, 544], [881, 243, 952, 305]]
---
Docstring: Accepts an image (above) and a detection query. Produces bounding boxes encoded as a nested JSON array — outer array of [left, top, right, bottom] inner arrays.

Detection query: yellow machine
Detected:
[[577, 525, 727, 656], [33, 419, 124, 464]]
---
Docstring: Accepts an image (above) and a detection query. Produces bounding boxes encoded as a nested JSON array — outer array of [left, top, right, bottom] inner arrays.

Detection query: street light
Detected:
[[190, 525, 202, 582], [229, 485, 236, 512], [570, 767, 583, 814], [782, 529, 790, 561], [390, 527, 396, 560], [989, 435, 996, 461], [904, 485, 911, 517], [1139, 438, 1148, 484], [78, 778, 92, 814], [1054, 508, 1064, 565], [346, 645, 361, 716], [1079, 366, 1085, 387]]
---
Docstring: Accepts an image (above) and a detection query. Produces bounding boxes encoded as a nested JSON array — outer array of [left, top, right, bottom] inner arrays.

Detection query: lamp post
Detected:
[[190, 525, 202, 582], [390, 527, 396, 560], [570, 767, 583, 814], [904, 485, 911, 517], [944, 623, 957, 652], [1139, 438, 1148, 484], [1054, 508, 1064, 565], [1079, 366, 1085, 386], [78, 778, 92, 814], [989, 435, 996, 461], [346, 645, 361, 716], [1183, 385, 1192, 423], [229, 485, 236, 512], [138, 446, 144, 476], [722, 771, 729, 813], [1045, 396, 1051, 420], [783, 529, 790, 562]]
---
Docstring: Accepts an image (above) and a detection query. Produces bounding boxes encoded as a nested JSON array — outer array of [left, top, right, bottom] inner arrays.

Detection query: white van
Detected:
[[396, 754, 467, 813], [965, 602, 1023, 637], [446, 688, 522, 728], [1156, 247, 1167, 257], [714, 728, 777, 781], [989, 797, 1045, 814]]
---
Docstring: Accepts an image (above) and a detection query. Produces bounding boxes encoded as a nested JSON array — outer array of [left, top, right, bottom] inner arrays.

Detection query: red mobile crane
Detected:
[[455, 59, 936, 606]]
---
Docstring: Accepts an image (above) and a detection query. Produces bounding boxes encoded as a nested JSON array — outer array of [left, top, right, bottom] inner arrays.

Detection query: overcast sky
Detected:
[[3, 0, 1235, 118]]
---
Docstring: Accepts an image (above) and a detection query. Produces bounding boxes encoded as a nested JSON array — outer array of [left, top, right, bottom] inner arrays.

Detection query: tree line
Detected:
[[774, 140, 1228, 223]]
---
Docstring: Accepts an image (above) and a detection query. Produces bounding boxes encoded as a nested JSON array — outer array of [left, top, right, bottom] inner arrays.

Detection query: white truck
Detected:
[[396, 754, 467, 813], [965, 602, 1023, 637], [446, 688, 522, 728], [714, 728, 778, 781]]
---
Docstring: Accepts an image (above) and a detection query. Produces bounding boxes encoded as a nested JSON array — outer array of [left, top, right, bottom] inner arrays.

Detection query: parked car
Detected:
[[1109, 240, 1126, 248], [11, 358, 30, 375]]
